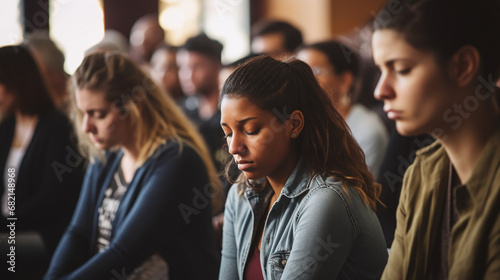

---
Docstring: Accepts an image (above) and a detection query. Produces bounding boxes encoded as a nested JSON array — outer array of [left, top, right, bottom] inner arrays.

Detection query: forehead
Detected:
[[252, 33, 285, 53], [220, 96, 271, 123], [177, 50, 213, 65], [372, 29, 427, 64], [297, 48, 331, 67], [75, 88, 109, 110]]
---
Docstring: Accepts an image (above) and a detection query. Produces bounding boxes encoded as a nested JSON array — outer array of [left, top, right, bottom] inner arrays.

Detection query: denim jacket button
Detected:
[[281, 259, 287, 266]]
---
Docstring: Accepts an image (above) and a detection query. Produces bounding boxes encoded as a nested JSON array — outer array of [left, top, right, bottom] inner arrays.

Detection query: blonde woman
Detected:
[[45, 52, 223, 280]]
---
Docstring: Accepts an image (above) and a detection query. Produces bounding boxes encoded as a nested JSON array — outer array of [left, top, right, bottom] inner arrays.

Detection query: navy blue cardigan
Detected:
[[45, 141, 219, 280]]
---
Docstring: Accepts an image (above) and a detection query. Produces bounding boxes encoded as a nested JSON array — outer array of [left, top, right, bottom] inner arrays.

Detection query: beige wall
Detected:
[[331, 0, 387, 36], [263, 0, 387, 43], [264, 0, 331, 43]]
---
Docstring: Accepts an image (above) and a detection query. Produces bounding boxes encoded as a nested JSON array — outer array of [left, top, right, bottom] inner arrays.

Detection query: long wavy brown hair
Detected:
[[220, 55, 381, 210]]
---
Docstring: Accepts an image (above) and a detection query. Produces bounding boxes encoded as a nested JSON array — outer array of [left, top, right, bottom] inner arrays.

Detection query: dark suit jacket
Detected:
[[0, 110, 84, 253]]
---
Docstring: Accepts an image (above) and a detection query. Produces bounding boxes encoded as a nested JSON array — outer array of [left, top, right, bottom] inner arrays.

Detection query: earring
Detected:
[[291, 133, 297, 138]]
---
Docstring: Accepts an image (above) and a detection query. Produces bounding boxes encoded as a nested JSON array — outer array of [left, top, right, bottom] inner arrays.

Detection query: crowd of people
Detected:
[[0, 0, 499, 279]]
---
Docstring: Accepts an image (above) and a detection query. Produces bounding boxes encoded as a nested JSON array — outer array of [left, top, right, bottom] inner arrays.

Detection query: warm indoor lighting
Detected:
[[50, 0, 104, 74]]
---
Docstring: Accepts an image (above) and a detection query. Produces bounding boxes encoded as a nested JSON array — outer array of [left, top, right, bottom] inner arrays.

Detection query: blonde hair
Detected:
[[71, 51, 223, 212]]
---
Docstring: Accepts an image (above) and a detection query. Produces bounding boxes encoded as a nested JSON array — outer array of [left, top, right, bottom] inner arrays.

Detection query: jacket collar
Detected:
[[463, 126, 500, 211], [417, 126, 500, 212], [280, 158, 311, 198]]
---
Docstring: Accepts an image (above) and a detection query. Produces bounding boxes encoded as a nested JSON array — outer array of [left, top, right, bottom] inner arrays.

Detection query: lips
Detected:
[[385, 109, 403, 120], [89, 136, 102, 143], [236, 160, 254, 171]]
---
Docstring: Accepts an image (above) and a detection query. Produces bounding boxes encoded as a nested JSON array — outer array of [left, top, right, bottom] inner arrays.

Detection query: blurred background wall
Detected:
[[0, 0, 388, 73]]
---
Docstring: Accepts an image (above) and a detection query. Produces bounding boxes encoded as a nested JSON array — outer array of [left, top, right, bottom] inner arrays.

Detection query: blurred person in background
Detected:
[[45, 52, 222, 280], [251, 19, 303, 60], [129, 14, 165, 67], [0, 45, 84, 279], [177, 33, 226, 171], [297, 41, 389, 176], [24, 30, 70, 114], [150, 45, 185, 104]]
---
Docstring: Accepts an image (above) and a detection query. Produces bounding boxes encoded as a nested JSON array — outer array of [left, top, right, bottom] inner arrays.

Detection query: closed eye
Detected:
[[397, 68, 411, 75], [245, 129, 260, 136]]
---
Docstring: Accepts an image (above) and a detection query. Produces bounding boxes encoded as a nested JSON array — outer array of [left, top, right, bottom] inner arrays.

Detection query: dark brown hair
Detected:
[[373, 0, 500, 80], [0, 45, 54, 116], [220, 55, 381, 210]]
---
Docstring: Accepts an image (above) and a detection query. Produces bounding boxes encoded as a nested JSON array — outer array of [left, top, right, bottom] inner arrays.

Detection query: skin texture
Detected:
[[129, 17, 164, 63], [0, 84, 15, 115], [220, 96, 301, 190], [75, 88, 133, 151], [251, 33, 287, 59], [372, 29, 457, 136], [176, 50, 220, 97], [296, 48, 352, 117], [150, 48, 183, 101]]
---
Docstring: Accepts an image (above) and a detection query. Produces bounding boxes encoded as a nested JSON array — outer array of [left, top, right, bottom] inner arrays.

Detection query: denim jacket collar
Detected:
[[280, 158, 311, 198]]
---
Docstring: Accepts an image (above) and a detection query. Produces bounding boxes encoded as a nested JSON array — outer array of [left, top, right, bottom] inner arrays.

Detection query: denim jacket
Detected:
[[219, 159, 388, 279]]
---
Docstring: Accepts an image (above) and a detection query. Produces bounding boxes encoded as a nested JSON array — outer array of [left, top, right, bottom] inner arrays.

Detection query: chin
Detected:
[[242, 171, 265, 181], [91, 142, 109, 150], [396, 122, 425, 137]]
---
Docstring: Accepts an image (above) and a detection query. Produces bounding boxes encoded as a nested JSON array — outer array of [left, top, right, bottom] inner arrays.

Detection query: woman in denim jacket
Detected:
[[219, 56, 388, 279]]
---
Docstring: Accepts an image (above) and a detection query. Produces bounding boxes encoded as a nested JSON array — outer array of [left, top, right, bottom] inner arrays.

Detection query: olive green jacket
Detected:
[[382, 127, 500, 280]]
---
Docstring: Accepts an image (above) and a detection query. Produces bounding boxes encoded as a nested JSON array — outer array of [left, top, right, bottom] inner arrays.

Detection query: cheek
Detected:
[[258, 131, 290, 159], [98, 118, 120, 137]]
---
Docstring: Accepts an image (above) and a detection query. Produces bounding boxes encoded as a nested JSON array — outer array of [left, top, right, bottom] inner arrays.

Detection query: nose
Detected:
[[374, 72, 395, 101], [82, 114, 95, 134], [227, 133, 247, 156]]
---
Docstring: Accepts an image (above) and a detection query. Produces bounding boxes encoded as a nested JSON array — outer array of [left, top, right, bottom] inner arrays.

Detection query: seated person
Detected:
[[219, 56, 387, 279], [372, 0, 500, 278], [0, 45, 84, 278], [297, 41, 389, 176], [44, 52, 223, 280]]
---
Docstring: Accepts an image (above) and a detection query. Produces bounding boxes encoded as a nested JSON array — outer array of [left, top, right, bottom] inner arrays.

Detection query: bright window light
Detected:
[[0, 0, 23, 46], [50, 0, 104, 74], [202, 0, 250, 64]]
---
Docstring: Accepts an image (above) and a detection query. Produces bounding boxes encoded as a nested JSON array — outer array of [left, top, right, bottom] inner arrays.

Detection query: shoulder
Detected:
[[408, 140, 446, 175], [39, 110, 71, 129], [0, 115, 15, 133], [400, 140, 447, 204], [37, 110, 74, 142], [298, 175, 354, 215], [225, 183, 247, 207], [148, 141, 204, 168], [347, 104, 388, 140]]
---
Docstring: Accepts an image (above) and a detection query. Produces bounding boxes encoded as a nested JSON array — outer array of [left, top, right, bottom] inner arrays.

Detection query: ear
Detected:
[[338, 72, 354, 98], [289, 110, 304, 139], [449, 46, 480, 88]]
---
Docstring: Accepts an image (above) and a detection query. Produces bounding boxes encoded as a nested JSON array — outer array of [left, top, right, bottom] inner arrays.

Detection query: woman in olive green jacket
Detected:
[[371, 0, 500, 279]]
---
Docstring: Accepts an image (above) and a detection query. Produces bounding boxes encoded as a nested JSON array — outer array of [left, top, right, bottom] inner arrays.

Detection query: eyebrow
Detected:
[[221, 117, 257, 127], [382, 58, 413, 68]]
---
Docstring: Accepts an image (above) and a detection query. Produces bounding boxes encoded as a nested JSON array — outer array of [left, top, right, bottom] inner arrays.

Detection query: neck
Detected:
[[15, 111, 38, 127], [333, 95, 351, 119], [339, 103, 352, 119], [122, 144, 140, 164], [435, 104, 499, 184], [266, 153, 299, 201], [198, 88, 219, 120]]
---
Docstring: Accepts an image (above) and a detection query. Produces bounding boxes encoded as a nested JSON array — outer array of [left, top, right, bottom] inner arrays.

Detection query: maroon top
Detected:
[[244, 247, 264, 280]]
